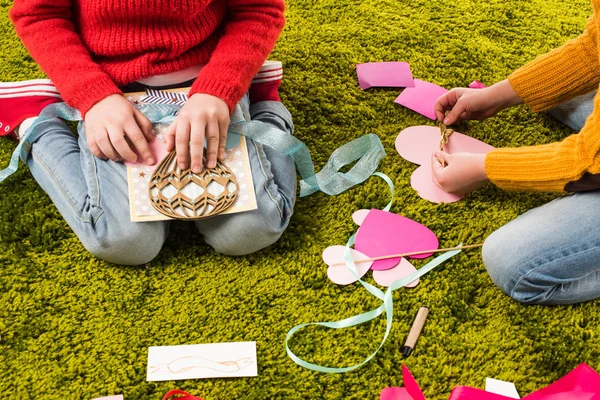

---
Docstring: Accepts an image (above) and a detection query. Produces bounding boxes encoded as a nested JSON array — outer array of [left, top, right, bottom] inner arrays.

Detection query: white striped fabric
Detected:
[[252, 60, 283, 84], [0, 79, 60, 98], [140, 88, 188, 106]]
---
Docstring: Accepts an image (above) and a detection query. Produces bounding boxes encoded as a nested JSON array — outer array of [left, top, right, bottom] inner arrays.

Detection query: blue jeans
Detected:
[[26, 99, 296, 265], [483, 91, 600, 305]]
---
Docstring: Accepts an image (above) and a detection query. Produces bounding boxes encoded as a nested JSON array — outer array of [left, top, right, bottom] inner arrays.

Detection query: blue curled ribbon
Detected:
[[0, 102, 386, 199], [284, 173, 462, 373]]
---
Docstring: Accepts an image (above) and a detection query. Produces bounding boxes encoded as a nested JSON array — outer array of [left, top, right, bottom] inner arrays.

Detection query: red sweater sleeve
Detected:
[[10, 0, 122, 116], [189, 0, 286, 111]]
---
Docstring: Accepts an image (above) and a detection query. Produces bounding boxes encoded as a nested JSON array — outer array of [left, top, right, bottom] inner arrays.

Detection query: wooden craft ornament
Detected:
[[148, 149, 239, 220]]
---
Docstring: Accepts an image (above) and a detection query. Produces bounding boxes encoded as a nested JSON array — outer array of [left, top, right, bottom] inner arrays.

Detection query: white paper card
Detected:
[[485, 378, 520, 399], [147, 342, 257, 381]]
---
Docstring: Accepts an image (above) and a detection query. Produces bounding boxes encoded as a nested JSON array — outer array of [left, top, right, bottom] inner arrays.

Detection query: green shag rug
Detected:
[[1, 0, 599, 398]]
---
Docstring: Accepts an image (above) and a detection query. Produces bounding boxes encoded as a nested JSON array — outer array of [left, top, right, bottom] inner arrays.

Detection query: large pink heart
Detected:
[[354, 209, 438, 271], [395, 126, 494, 203]]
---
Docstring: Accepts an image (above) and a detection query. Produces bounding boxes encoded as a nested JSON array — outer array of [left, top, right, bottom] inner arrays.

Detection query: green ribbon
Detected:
[[1, 102, 386, 199], [284, 172, 462, 373]]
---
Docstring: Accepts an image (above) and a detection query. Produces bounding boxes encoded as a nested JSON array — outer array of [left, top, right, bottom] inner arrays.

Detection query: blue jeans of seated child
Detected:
[[26, 97, 296, 265], [483, 91, 600, 305]]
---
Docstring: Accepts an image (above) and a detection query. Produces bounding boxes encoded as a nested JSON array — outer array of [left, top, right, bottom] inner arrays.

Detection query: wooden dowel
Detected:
[[330, 243, 483, 267]]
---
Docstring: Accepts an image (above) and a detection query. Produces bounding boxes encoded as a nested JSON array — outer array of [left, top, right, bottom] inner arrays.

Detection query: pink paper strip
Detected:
[[394, 79, 448, 120], [356, 62, 415, 90]]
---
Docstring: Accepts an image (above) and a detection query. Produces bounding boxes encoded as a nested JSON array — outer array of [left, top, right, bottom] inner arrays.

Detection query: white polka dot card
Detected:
[[124, 90, 257, 222]]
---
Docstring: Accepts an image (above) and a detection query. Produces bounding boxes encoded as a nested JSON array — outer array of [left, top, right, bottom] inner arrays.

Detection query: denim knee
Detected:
[[202, 205, 290, 256], [81, 221, 168, 265], [483, 229, 551, 305]]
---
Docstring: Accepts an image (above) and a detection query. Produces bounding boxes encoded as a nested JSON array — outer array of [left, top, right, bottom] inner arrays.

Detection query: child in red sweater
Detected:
[[2, 0, 296, 264]]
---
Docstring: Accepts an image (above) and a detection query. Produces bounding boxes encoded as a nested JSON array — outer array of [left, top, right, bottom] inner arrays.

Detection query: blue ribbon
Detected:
[[284, 172, 462, 373], [1, 102, 385, 198]]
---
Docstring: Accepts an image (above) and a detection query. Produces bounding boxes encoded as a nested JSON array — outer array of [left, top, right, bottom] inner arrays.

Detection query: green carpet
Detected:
[[1, 0, 599, 398]]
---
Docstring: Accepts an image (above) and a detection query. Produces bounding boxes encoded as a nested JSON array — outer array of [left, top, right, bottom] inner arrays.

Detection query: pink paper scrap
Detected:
[[356, 62, 415, 90], [394, 79, 448, 120], [469, 80, 487, 89]]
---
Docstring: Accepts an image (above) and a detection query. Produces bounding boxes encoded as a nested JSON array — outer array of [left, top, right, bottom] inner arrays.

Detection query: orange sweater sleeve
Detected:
[[508, 16, 600, 112], [485, 94, 600, 192], [485, 11, 600, 193]]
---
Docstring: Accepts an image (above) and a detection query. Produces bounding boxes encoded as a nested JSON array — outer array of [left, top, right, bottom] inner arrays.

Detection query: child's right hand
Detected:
[[84, 94, 155, 165], [434, 79, 522, 125]]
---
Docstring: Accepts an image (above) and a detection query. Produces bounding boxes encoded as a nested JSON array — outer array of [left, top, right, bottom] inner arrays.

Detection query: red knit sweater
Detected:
[[10, 0, 285, 116]]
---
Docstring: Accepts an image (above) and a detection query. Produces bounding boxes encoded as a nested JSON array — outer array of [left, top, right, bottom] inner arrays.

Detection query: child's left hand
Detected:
[[431, 152, 488, 195], [166, 93, 230, 173]]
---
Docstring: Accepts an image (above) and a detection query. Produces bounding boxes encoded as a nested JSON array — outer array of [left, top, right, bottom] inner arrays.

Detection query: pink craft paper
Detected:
[[395, 126, 495, 203], [323, 246, 372, 285], [356, 62, 415, 90], [380, 387, 413, 400], [355, 209, 438, 271], [352, 209, 371, 226], [525, 363, 600, 400], [372, 258, 419, 287], [403, 365, 427, 400], [124, 135, 169, 168], [411, 163, 461, 203], [468, 80, 487, 89], [394, 79, 448, 120], [448, 387, 515, 400], [384, 363, 600, 400]]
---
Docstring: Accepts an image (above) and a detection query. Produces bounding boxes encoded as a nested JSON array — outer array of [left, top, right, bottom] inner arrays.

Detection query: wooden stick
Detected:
[[330, 243, 483, 267]]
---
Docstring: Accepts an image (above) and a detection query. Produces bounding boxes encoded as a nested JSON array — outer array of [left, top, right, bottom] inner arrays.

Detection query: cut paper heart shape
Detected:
[[354, 209, 439, 270], [373, 258, 419, 288], [323, 246, 373, 285], [322, 209, 440, 287], [395, 126, 495, 203]]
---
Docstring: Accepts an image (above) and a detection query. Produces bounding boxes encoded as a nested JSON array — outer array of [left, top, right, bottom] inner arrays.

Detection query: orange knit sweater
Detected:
[[485, 2, 600, 192]]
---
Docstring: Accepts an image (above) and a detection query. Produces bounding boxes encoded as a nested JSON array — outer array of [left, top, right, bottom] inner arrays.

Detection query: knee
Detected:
[[482, 229, 537, 304], [211, 221, 286, 256], [82, 222, 168, 265], [483, 230, 553, 305], [482, 231, 515, 298], [206, 209, 289, 256]]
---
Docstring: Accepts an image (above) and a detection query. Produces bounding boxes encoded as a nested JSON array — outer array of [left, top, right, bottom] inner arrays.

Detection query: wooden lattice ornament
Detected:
[[149, 149, 239, 219]]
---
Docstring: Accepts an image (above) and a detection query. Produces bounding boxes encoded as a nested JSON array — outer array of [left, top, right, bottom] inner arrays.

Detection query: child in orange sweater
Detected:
[[433, 4, 600, 305]]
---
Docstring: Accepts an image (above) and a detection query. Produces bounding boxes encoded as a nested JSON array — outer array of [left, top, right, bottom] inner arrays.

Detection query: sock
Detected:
[[0, 79, 61, 141], [249, 61, 282, 104]]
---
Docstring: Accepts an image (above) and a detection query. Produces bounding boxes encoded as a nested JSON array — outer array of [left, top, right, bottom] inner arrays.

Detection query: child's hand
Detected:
[[84, 94, 155, 164], [434, 79, 522, 125], [431, 151, 488, 195], [165, 93, 230, 173]]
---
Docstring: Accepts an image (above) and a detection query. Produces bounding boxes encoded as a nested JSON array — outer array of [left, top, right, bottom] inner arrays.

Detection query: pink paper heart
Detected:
[[372, 258, 419, 287], [323, 246, 372, 285], [352, 209, 371, 226], [355, 209, 438, 271], [395, 126, 494, 203]]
